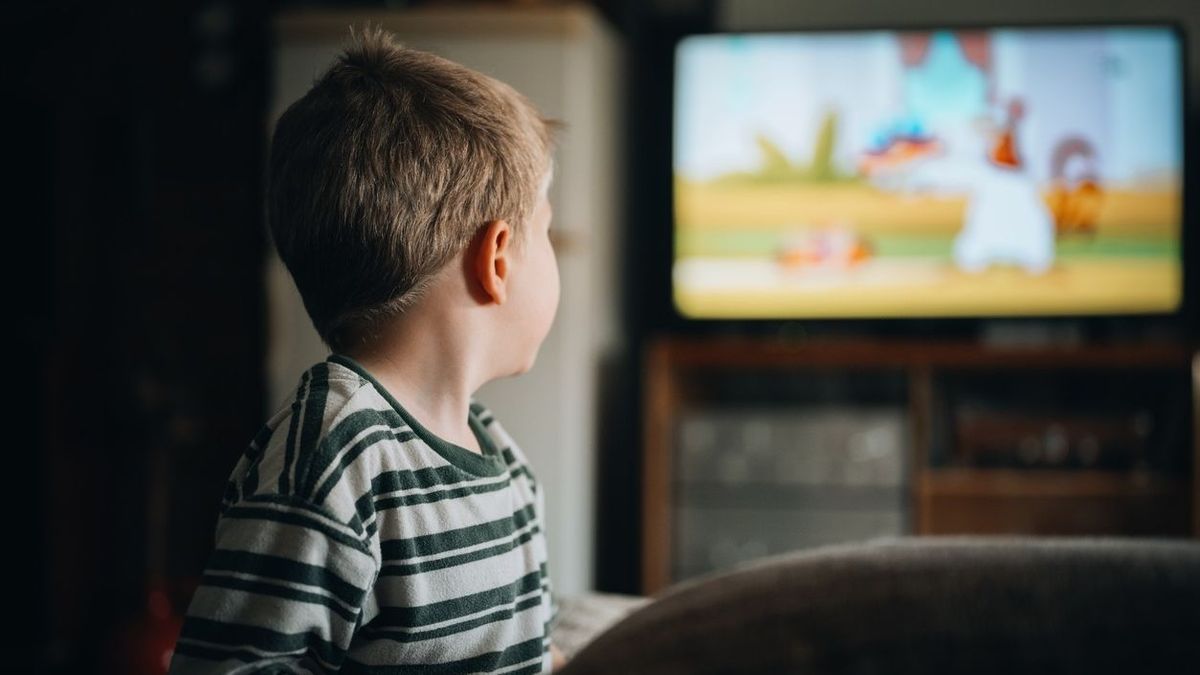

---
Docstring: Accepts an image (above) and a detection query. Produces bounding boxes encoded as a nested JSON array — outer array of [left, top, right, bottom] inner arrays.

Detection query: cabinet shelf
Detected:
[[673, 482, 906, 511], [642, 335, 1200, 595], [917, 468, 1187, 498]]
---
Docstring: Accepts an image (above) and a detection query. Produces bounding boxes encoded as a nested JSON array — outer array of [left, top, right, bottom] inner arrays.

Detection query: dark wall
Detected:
[[10, 3, 270, 673]]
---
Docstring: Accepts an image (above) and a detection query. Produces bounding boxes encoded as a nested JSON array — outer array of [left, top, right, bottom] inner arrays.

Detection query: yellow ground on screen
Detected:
[[674, 260, 1181, 318], [675, 184, 1179, 237]]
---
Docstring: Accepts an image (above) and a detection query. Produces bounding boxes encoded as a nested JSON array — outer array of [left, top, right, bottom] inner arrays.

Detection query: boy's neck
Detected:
[[343, 308, 490, 456]]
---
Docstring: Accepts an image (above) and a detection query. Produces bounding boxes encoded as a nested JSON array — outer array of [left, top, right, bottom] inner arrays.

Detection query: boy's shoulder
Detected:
[[221, 356, 404, 517], [226, 354, 534, 515], [259, 355, 387, 431]]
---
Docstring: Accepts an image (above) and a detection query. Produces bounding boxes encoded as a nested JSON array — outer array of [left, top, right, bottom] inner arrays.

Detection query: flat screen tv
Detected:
[[672, 25, 1186, 320]]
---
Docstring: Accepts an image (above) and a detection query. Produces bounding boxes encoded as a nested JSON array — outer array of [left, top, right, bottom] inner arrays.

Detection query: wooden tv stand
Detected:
[[640, 335, 1199, 594]]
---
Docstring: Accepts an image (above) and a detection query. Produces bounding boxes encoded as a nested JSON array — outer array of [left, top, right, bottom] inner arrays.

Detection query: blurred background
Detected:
[[9, 0, 1200, 673]]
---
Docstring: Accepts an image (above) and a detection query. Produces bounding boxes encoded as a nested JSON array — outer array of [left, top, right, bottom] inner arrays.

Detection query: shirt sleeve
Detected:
[[534, 473, 560, 635], [168, 493, 379, 675]]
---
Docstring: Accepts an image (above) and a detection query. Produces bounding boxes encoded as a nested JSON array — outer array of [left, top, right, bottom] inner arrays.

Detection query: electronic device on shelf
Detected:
[[951, 408, 1152, 471]]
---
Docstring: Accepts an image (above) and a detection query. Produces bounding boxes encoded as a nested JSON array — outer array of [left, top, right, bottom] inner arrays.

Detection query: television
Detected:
[[672, 25, 1187, 321]]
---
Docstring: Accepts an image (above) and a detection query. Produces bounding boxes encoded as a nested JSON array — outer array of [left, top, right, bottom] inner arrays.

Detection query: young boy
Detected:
[[170, 25, 568, 674]]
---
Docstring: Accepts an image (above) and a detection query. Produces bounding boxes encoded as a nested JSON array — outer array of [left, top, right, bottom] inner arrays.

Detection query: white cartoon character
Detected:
[[951, 99, 1055, 274]]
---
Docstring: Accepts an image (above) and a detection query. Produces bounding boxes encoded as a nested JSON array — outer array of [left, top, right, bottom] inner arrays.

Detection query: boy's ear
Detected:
[[474, 219, 511, 305]]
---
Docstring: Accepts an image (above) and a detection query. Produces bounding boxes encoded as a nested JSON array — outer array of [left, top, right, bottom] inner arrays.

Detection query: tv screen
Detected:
[[673, 25, 1185, 319]]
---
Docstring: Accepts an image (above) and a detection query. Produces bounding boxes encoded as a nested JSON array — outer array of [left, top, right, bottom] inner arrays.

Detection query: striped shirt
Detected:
[[170, 352, 558, 674]]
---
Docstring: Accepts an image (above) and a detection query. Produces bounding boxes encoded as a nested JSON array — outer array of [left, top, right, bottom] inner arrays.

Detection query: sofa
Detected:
[[553, 537, 1200, 674]]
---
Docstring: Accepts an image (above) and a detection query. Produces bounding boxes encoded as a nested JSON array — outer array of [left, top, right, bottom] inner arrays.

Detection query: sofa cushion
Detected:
[[551, 591, 653, 659], [560, 537, 1200, 675]]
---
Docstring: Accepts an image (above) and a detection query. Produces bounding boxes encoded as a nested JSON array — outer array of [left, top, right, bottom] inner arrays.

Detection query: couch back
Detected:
[[561, 537, 1200, 674]]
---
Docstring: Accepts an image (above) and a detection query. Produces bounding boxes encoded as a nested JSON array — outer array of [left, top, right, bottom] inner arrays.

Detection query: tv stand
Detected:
[[641, 334, 1198, 594]]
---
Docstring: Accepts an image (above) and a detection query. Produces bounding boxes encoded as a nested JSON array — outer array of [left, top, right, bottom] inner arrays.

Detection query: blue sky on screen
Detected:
[[674, 27, 1182, 187]]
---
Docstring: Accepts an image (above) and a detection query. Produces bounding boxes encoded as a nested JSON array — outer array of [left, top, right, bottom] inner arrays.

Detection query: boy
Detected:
[[170, 25, 568, 674]]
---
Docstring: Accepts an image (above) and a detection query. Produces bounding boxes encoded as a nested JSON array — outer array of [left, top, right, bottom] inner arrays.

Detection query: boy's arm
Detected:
[[168, 493, 378, 674], [550, 641, 568, 672]]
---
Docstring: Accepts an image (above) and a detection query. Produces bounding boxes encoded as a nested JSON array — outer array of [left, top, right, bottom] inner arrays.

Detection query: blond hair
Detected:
[[267, 24, 560, 354]]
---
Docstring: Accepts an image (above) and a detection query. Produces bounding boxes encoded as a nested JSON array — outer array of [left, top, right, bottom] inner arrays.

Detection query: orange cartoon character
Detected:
[[777, 224, 873, 270], [1046, 136, 1104, 237]]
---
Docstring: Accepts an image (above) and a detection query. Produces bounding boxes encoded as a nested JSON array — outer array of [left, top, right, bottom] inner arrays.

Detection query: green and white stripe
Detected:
[[170, 354, 556, 674]]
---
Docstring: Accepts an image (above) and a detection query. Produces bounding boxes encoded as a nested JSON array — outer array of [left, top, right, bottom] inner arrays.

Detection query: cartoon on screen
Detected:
[[673, 27, 1182, 318]]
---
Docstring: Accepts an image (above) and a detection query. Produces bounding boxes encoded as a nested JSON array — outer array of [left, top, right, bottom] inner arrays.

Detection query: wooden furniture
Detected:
[[641, 335, 1199, 594]]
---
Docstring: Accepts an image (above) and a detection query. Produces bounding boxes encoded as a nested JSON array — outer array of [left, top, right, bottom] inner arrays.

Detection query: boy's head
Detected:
[[267, 25, 560, 356]]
